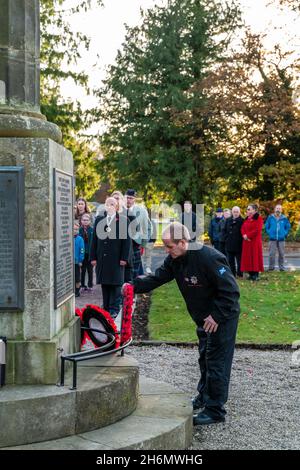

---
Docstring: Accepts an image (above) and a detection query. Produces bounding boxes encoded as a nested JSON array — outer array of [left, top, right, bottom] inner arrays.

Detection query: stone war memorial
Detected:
[[0, 0, 78, 386], [0, 0, 192, 450]]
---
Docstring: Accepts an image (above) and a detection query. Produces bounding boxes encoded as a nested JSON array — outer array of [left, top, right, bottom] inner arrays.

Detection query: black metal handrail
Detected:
[[58, 326, 132, 390]]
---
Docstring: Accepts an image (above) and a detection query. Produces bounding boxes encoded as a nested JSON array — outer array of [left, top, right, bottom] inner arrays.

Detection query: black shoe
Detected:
[[75, 287, 81, 297], [193, 412, 225, 426], [192, 394, 204, 411]]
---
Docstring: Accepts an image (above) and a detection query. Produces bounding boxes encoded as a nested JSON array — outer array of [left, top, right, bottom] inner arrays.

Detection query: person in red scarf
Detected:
[[241, 204, 264, 281]]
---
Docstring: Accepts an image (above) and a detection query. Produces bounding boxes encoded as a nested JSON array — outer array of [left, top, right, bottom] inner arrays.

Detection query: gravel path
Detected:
[[127, 345, 300, 450]]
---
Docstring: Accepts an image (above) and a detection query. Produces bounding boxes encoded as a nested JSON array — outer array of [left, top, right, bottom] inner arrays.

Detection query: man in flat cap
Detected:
[[125, 189, 152, 279]]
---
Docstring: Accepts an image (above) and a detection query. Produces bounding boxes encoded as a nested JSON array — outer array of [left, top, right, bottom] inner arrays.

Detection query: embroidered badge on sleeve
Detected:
[[218, 267, 227, 275]]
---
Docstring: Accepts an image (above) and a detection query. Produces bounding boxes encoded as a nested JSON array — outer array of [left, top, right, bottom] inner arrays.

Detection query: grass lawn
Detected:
[[149, 271, 300, 345]]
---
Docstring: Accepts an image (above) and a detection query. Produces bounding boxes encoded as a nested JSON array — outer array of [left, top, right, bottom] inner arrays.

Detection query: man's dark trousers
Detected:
[[227, 251, 242, 277], [196, 316, 239, 420], [102, 285, 122, 317]]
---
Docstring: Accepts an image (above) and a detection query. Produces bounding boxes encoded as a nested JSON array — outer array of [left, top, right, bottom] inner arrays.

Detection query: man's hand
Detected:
[[203, 315, 218, 333], [91, 260, 97, 267], [120, 260, 127, 266]]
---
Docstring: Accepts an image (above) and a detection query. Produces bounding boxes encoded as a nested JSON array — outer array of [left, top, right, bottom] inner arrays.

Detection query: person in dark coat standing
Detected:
[[90, 197, 131, 318], [180, 200, 198, 241], [111, 190, 134, 282], [208, 208, 223, 251], [241, 204, 264, 281], [218, 208, 231, 255], [126, 222, 240, 426], [224, 206, 244, 277]]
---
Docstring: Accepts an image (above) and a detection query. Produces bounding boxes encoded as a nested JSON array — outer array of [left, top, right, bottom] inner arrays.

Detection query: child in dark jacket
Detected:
[[74, 221, 85, 297], [79, 213, 94, 291]]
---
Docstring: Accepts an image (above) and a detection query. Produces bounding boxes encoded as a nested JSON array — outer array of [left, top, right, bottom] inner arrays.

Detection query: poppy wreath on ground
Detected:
[[77, 304, 120, 350], [121, 283, 134, 345]]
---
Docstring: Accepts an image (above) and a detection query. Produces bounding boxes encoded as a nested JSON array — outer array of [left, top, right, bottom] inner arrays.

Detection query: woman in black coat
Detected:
[[90, 197, 131, 318], [224, 206, 244, 277]]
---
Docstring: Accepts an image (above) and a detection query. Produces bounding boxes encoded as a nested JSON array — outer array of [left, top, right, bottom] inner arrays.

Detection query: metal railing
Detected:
[[58, 326, 132, 390]]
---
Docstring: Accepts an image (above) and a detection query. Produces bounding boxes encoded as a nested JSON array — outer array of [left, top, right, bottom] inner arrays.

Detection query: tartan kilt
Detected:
[[132, 242, 144, 279]]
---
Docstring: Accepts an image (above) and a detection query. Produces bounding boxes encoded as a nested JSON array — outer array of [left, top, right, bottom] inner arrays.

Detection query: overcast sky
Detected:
[[60, 0, 299, 113]]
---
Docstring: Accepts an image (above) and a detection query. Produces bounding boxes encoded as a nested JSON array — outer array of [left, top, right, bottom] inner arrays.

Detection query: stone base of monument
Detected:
[[0, 355, 193, 450], [6, 315, 80, 385], [0, 137, 79, 385]]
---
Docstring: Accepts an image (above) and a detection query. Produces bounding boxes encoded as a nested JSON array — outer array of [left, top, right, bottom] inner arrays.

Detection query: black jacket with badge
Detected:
[[90, 212, 131, 286], [133, 243, 240, 325], [224, 216, 244, 253]]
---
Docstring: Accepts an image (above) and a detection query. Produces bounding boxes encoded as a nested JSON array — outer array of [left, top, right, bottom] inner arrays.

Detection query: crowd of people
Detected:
[[73, 189, 153, 317], [72, 195, 292, 427], [73, 196, 292, 314], [208, 203, 291, 281]]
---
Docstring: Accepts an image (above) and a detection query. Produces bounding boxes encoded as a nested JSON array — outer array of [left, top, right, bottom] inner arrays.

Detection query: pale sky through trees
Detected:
[[60, 0, 299, 115]]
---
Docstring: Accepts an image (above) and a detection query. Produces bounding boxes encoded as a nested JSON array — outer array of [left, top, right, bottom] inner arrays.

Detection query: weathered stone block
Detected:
[[23, 289, 52, 340], [1, 137, 75, 383], [25, 239, 52, 290], [6, 316, 80, 385]]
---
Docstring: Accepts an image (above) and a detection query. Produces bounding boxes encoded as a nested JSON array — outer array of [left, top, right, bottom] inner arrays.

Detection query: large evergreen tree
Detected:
[[95, 0, 241, 205]]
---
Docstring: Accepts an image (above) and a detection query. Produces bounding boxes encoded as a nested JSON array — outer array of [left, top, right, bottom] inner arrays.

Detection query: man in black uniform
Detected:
[[129, 222, 240, 425]]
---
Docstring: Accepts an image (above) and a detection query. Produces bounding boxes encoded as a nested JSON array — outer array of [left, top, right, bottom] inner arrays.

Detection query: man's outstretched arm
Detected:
[[132, 257, 175, 294]]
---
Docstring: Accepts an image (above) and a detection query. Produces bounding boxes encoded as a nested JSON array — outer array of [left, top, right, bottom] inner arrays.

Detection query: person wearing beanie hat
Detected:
[[125, 189, 136, 197]]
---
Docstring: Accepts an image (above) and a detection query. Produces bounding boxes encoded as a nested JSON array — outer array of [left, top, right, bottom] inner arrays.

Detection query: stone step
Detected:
[[4, 377, 193, 450], [0, 354, 139, 448]]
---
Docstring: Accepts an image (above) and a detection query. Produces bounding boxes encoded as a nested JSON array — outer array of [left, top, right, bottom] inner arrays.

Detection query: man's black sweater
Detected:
[[133, 243, 240, 325]]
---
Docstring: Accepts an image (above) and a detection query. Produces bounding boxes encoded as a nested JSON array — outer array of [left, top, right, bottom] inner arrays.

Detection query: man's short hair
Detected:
[[162, 222, 191, 243]]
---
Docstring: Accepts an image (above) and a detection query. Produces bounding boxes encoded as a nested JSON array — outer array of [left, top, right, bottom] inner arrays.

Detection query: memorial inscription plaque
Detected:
[[0, 167, 24, 311], [53, 169, 74, 308]]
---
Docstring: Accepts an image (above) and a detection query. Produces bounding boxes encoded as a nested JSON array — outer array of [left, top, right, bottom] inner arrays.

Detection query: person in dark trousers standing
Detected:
[[125, 189, 151, 279], [143, 218, 157, 274], [265, 204, 291, 271], [111, 190, 134, 282], [224, 206, 244, 277], [126, 222, 240, 425], [208, 208, 223, 251], [180, 200, 198, 241], [79, 213, 94, 291], [90, 197, 131, 318], [218, 208, 231, 256]]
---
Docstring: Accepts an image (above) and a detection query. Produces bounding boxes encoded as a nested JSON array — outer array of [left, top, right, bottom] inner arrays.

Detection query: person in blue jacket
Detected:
[[74, 220, 85, 297], [265, 204, 291, 271]]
